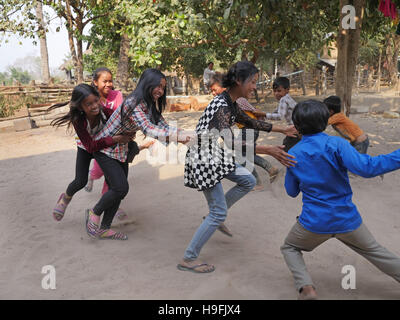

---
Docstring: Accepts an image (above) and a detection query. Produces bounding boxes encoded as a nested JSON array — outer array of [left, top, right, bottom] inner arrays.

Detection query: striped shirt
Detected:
[[265, 93, 297, 125], [94, 94, 177, 162]]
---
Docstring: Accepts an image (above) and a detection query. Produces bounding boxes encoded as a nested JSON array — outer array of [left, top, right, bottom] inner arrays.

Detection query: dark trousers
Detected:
[[93, 151, 129, 229], [352, 136, 369, 154], [283, 135, 302, 152], [240, 128, 273, 183], [66, 147, 93, 197]]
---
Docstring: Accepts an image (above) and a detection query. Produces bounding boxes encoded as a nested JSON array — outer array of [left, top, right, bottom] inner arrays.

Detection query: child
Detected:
[[205, 73, 280, 237], [281, 99, 400, 300], [85, 68, 194, 240], [178, 61, 297, 274], [84, 68, 154, 220], [85, 67, 124, 194], [203, 61, 216, 93], [265, 77, 301, 151], [324, 95, 369, 154], [49, 84, 133, 237], [209, 73, 280, 191]]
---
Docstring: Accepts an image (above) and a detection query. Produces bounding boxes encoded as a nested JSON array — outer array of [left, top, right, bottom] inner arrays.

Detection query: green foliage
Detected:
[[4, 0, 399, 84], [358, 39, 380, 66], [0, 67, 32, 84], [0, 93, 44, 118], [0, 0, 41, 40]]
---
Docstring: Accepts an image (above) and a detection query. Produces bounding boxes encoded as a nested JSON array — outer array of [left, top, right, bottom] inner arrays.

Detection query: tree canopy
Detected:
[[1, 0, 398, 86]]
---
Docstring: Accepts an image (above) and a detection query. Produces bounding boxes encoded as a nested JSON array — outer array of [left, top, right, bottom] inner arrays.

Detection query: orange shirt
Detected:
[[328, 113, 363, 142]]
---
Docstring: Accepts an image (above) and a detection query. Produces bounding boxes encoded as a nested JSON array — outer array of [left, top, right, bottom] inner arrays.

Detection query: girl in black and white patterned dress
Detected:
[[178, 61, 297, 273]]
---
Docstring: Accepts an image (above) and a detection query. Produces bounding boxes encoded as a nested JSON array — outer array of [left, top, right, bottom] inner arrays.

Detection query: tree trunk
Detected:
[[65, 0, 83, 83], [385, 34, 400, 87], [65, 1, 79, 83], [115, 33, 130, 91], [335, 0, 365, 116], [76, 14, 84, 83], [300, 69, 306, 95], [315, 69, 320, 96], [377, 48, 382, 92], [76, 37, 84, 83], [35, 1, 50, 83]]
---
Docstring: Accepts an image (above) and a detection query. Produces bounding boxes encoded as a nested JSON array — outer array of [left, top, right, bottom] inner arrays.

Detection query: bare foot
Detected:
[[85, 179, 94, 192], [202, 216, 233, 237], [298, 285, 317, 300], [218, 222, 233, 237], [177, 259, 215, 273], [252, 184, 265, 192], [269, 167, 280, 183]]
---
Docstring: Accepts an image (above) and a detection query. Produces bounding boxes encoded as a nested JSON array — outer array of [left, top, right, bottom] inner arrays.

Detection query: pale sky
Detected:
[[0, 12, 89, 74]]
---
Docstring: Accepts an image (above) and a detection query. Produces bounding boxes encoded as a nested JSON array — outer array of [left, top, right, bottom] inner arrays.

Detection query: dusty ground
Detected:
[[0, 94, 400, 300]]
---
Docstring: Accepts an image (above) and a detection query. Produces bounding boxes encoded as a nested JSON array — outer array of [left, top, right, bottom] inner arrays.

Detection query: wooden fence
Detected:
[[0, 85, 73, 120]]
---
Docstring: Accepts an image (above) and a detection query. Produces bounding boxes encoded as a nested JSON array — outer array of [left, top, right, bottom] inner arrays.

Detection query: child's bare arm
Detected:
[[139, 140, 155, 151], [255, 144, 297, 168], [252, 110, 266, 117]]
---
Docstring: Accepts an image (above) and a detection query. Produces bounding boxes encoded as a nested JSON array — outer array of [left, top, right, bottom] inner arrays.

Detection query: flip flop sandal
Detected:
[[85, 209, 99, 239], [98, 229, 128, 240], [177, 263, 215, 273], [202, 216, 233, 237], [53, 193, 71, 221], [115, 209, 128, 220]]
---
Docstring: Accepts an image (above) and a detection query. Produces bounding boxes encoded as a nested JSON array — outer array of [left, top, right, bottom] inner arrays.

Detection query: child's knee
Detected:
[[210, 204, 228, 222], [246, 174, 257, 190], [118, 182, 129, 199]]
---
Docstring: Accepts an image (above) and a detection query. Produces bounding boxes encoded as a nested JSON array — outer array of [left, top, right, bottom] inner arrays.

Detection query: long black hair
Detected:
[[126, 68, 167, 124], [222, 61, 259, 89], [48, 83, 100, 130]]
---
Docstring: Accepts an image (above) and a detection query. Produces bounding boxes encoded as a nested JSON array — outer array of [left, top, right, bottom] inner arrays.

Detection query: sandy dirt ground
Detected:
[[0, 98, 400, 300]]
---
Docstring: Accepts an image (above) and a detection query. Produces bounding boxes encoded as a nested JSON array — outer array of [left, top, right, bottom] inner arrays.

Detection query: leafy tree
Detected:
[[8, 66, 32, 83], [0, 0, 39, 39], [45, 0, 114, 82]]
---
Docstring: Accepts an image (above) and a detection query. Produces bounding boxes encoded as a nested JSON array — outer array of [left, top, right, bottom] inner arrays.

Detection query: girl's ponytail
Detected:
[[222, 64, 237, 88]]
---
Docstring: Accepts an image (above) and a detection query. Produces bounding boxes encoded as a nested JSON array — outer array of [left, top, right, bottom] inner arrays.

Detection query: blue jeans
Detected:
[[183, 164, 256, 261]]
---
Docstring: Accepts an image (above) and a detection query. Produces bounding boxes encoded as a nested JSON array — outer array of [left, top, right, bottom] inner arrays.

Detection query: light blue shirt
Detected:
[[285, 132, 400, 234]]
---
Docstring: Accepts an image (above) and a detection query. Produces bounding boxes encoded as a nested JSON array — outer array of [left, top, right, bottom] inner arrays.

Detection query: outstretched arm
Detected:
[[235, 108, 273, 132], [255, 145, 297, 168], [338, 138, 400, 177]]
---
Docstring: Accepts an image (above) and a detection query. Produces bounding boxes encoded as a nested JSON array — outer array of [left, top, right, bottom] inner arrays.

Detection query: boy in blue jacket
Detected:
[[281, 99, 400, 300]]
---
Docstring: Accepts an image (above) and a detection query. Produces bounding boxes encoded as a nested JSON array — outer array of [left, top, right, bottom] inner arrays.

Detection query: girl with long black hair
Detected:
[[84, 68, 193, 240], [178, 61, 297, 273], [50, 84, 133, 227]]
